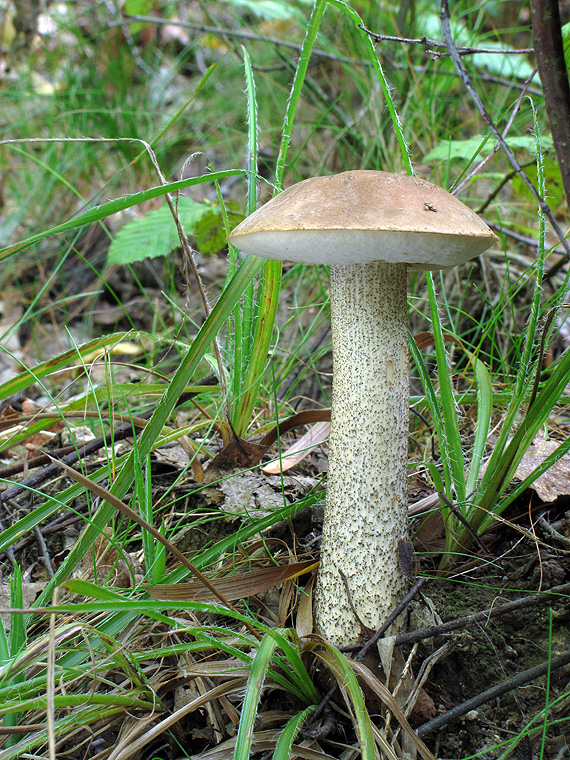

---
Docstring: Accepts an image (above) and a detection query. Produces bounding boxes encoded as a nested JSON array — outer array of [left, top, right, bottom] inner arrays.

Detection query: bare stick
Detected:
[[359, 26, 533, 56], [440, 0, 570, 258], [530, 0, 570, 209], [417, 649, 570, 737], [394, 582, 570, 647]]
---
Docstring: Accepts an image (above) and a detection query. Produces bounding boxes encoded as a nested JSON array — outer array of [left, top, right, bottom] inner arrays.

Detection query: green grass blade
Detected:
[[234, 634, 278, 760], [465, 352, 493, 494], [425, 272, 466, 502], [232, 258, 281, 435], [33, 254, 265, 605], [232, 0, 328, 433], [326, 0, 413, 175], [486, 348, 570, 502], [8, 565, 25, 658], [316, 644, 375, 760], [160, 491, 324, 585], [0, 332, 133, 402], [136, 449, 155, 577], [490, 432, 570, 517], [267, 630, 320, 704], [230, 46, 258, 431], [0, 169, 244, 261], [473, 101, 547, 506], [462, 346, 570, 544], [272, 705, 317, 760], [275, 0, 327, 188], [4, 565, 25, 743], [409, 332, 453, 496]]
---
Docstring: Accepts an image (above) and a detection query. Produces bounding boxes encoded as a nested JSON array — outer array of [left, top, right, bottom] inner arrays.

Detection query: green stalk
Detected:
[[234, 634, 278, 760], [425, 273, 466, 503], [231, 48, 258, 432], [232, 1, 328, 435], [326, 0, 413, 176]]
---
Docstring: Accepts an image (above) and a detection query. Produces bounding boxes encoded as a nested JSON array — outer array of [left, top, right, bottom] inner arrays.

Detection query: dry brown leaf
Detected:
[[514, 430, 570, 502], [296, 575, 315, 639], [146, 559, 318, 602], [204, 432, 268, 480], [349, 659, 437, 760], [262, 421, 330, 474]]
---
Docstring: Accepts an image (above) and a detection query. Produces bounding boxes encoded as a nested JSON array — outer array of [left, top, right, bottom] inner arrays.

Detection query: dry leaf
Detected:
[[205, 433, 267, 479], [296, 575, 315, 639], [262, 421, 330, 474], [146, 559, 317, 603], [514, 430, 570, 502], [205, 471, 289, 517]]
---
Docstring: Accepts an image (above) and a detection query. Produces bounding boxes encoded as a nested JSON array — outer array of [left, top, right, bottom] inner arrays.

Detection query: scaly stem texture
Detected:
[[315, 262, 409, 646]]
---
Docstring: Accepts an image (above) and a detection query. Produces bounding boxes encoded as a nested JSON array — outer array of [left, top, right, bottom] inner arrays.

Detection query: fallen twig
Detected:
[[394, 582, 570, 647], [416, 649, 570, 737], [538, 515, 570, 549], [0, 412, 152, 505]]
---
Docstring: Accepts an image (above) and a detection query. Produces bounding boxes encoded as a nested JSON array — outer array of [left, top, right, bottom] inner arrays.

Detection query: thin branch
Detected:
[[440, 0, 570, 258], [417, 649, 570, 737], [452, 69, 536, 195], [393, 581, 570, 647], [538, 514, 570, 549], [359, 26, 533, 57], [115, 12, 359, 65], [530, 0, 570, 209]]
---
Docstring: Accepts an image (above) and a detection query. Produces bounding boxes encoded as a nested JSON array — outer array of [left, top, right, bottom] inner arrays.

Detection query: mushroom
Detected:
[[229, 170, 497, 646]]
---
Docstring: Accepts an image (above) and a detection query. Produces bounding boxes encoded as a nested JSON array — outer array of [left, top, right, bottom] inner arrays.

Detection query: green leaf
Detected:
[[195, 202, 242, 256], [222, 0, 308, 21], [273, 706, 317, 760], [0, 169, 244, 262], [107, 197, 210, 266], [424, 134, 554, 163]]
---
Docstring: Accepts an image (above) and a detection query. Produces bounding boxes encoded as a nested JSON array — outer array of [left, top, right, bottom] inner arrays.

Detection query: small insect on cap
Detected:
[[229, 170, 497, 269]]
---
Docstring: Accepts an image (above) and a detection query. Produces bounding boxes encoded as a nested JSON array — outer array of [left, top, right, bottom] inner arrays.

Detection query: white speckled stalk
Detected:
[[315, 261, 409, 646]]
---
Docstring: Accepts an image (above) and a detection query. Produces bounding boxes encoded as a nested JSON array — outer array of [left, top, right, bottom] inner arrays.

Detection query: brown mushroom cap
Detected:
[[229, 170, 497, 269]]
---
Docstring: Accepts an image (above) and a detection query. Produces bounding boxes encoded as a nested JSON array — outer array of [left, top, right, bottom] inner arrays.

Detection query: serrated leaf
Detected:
[[424, 134, 553, 163], [195, 209, 229, 256], [195, 203, 243, 256], [107, 197, 210, 266]]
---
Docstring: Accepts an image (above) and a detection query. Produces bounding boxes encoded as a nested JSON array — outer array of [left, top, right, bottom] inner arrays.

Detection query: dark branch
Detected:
[[530, 0, 570, 210], [417, 649, 570, 736], [359, 26, 533, 57], [440, 0, 570, 257]]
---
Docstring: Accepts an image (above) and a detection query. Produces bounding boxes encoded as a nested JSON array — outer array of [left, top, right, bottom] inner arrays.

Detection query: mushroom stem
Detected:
[[315, 261, 409, 646]]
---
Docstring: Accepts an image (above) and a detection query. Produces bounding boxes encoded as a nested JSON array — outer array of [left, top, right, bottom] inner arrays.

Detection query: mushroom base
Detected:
[[315, 261, 409, 647]]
